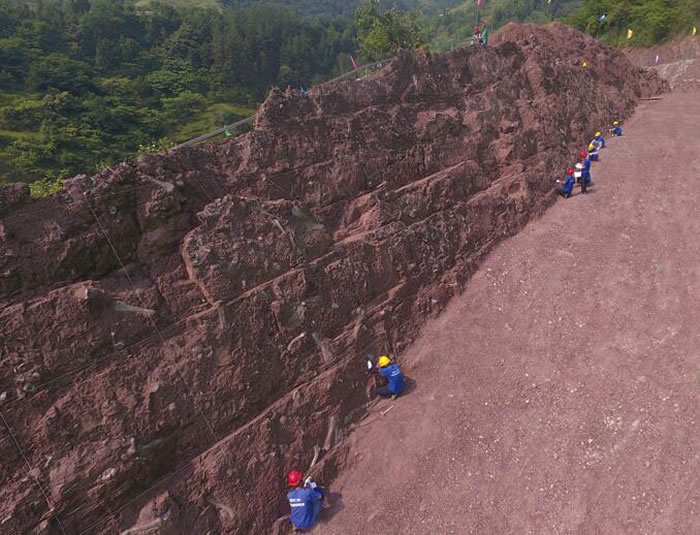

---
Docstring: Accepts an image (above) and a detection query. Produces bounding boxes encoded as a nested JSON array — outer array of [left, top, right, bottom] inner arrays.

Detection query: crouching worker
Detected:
[[557, 168, 576, 198], [287, 469, 325, 532], [590, 131, 606, 150], [372, 355, 405, 399], [587, 143, 600, 161], [610, 120, 622, 136]]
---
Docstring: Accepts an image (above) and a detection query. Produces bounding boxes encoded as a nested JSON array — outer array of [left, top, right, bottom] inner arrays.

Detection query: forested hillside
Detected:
[[1, 0, 697, 189], [427, 0, 582, 50], [224, 0, 458, 18], [0, 0, 354, 186], [570, 0, 699, 46]]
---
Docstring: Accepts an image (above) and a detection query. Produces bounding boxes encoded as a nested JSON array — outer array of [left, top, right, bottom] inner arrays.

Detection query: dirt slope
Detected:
[[0, 23, 666, 535], [320, 89, 700, 534]]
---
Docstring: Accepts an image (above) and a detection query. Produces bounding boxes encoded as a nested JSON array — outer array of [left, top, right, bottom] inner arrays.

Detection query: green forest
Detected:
[[0, 0, 356, 186], [569, 0, 700, 46], [0, 0, 697, 190]]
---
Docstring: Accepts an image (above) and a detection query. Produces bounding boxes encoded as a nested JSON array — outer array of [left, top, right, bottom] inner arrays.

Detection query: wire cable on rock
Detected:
[[71, 189, 261, 533], [0, 409, 68, 535]]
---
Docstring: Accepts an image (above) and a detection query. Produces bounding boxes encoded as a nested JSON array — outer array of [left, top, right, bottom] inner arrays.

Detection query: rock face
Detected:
[[625, 36, 700, 91], [0, 23, 666, 535]]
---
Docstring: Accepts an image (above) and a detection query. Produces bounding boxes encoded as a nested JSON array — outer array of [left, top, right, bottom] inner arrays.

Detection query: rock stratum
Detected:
[[0, 23, 666, 535]]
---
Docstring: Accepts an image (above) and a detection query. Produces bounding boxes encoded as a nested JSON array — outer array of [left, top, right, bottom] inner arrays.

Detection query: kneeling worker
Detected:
[[557, 168, 576, 198], [287, 469, 325, 531], [610, 120, 622, 136], [587, 142, 600, 161], [590, 131, 606, 150], [373, 355, 405, 398]]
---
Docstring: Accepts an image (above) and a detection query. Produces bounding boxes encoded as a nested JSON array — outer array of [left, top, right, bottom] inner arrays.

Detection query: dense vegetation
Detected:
[[426, 0, 582, 50], [569, 0, 699, 46], [1, 0, 697, 188], [0, 0, 355, 184]]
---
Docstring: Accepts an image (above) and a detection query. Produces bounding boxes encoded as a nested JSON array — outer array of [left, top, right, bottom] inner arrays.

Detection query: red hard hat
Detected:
[[287, 469, 303, 487], [579, 150, 587, 158], [566, 168, 574, 175]]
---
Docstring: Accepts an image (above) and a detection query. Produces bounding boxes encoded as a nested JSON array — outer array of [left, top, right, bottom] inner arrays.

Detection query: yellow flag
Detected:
[[693, 26, 697, 36], [627, 28, 634, 40], [582, 60, 588, 67]]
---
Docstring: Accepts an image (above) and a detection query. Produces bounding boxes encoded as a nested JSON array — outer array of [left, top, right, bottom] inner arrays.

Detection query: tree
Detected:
[[26, 53, 92, 94], [569, 0, 687, 46], [355, 0, 425, 60]]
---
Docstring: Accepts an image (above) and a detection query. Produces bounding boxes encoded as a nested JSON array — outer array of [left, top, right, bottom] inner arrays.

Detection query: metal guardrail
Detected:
[[172, 39, 483, 151], [171, 58, 392, 150]]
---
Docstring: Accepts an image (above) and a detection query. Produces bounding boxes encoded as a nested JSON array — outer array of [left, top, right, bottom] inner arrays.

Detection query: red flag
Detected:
[[476, 0, 482, 6], [350, 55, 358, 70]]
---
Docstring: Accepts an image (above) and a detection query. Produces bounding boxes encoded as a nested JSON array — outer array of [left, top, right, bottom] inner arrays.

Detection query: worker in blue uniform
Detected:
[[610, 120, 622, 136], [287, 469, 325, 531], [373, 355, 405, 399], [577, 150, 592, 194], [590, 131, 606, 149], [587, 142, 600, 161], [557, 168, 576, 198]]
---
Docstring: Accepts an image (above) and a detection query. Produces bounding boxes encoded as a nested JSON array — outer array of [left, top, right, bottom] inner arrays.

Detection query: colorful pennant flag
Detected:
[[693, 26, 697, 36], [224, 126, 232, 138], [627, 28, 634, 40], [476, 0, 482, 7], [350, 55, 358, 70]]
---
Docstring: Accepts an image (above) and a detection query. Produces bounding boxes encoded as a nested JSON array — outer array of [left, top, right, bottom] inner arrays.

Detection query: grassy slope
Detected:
[[174, 102, 257, 140]]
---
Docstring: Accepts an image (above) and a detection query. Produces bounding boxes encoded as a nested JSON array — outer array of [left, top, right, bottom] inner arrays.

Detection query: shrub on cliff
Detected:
[[356, 0, 426, 60]]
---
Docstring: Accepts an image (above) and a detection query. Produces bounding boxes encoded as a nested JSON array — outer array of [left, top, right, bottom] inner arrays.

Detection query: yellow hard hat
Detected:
[[613, 120, 619, 126], [378, 355, 391, 368], [588, 143, 595, 151], [595, 131, 601, 137]]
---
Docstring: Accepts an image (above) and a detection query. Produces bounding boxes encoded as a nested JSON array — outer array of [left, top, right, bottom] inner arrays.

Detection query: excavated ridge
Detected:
[[0, 23, 666, 535]]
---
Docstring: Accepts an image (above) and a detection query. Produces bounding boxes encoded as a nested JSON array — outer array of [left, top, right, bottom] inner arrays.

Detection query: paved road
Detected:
[[319, 89, 700, 534]]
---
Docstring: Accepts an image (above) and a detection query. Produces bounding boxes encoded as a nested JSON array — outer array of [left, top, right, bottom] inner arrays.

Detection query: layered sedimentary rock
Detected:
[[0, 23, 666, 535]]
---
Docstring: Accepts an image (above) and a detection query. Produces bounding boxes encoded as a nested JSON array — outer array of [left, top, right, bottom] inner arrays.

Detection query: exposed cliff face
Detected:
[[0, 23, 666, 535], [626, 36, 700, 91]]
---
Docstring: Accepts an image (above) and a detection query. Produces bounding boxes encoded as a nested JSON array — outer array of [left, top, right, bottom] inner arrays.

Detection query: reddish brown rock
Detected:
[[0, 23, 667, 535]]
